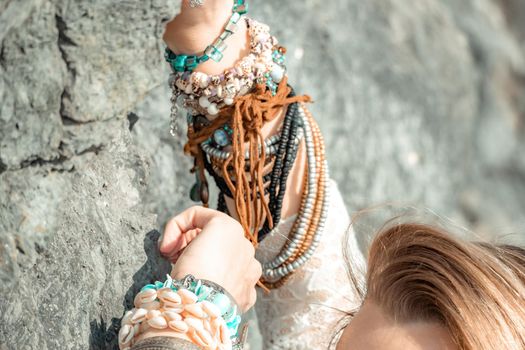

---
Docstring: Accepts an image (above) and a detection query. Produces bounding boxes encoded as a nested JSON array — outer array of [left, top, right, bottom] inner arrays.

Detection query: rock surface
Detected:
[[0, 1, 180, 348], [1, 0, 524, 349]]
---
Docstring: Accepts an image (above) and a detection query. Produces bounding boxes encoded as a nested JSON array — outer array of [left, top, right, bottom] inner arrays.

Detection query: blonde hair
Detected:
[[365, 223, 525, 349]]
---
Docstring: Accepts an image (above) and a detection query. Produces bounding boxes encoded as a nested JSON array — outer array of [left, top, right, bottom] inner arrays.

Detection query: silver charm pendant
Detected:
[[189, 0, 204, 8]]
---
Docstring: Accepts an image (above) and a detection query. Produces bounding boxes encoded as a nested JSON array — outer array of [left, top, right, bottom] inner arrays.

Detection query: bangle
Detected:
[[119, 275, 242, 350], [165, 0, 248, 72]]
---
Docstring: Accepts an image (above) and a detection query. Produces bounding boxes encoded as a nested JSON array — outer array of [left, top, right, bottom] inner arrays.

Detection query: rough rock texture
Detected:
[[252, 0, 525, 244], [0, 1, 181, 348], [1, 0, 525, 349]]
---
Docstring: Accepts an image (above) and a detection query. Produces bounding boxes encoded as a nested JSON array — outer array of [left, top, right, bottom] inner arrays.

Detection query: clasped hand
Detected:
[[159, 206, 262, 312]]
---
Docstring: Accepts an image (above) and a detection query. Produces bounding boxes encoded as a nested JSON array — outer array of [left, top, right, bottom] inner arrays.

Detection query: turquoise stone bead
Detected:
[[208, 46, 224, 62], [213, 129, 230, 147], [141, 284, 157, 292], [230, 12, 241, 24], [185, 56, 198, 71], [174, 56, 186, 72], [212, 293, 232, 315], [226, 315, 242, 334], [196, 285, 212, 301], [154, 281, 164, 289], [223, 305, 237, 323]]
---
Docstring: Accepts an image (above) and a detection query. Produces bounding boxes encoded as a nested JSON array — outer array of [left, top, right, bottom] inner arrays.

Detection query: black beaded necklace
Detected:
[[194, 87, 302, 242]]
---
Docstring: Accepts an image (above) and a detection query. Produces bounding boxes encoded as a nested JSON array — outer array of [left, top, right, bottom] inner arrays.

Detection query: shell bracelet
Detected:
[[119, 275, 242, 350]]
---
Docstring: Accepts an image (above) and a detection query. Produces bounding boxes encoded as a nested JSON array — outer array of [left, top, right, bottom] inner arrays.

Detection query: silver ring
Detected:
[[189, 0, 204, 8]]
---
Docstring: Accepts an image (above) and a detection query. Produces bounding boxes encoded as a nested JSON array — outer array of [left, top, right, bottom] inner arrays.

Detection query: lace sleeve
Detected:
[[255, 180, 366, 350]]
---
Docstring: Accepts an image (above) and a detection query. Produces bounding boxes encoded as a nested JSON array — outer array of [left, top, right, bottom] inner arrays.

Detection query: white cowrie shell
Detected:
[[134, 289, 157, 307], [201, 301, 221, 319], [141, 301, 161, 310], [185, 303, 207, 318], [121, 310, 133, 325], [211, 318, 221, 336], [131, 308, 147, 324], [168, 320, 189, 333], [195, 328, 214, 347], [148, 316, 168, 329], [188, 329, 208, 348], [178, 289, 198, 304], [163, 311, 182, 321], [185, 317, 204, 331], [146, 309, 161, 320], [162, 301, 184, 313], [158, 290, 182, 304], [219, 320, 230, 344], [118, 324, 134, 346]]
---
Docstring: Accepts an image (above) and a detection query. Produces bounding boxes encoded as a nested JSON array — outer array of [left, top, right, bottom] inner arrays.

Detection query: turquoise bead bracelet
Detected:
[[140, 274, 242, 338], [165, 0, 248, 73]]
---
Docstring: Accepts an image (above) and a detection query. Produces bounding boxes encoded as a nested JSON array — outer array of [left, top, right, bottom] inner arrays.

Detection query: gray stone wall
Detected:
[[1, 0, 524, 349], [0, 1, 181, 348]]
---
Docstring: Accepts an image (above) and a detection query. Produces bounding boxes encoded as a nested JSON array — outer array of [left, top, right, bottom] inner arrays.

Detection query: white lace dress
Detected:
[[254, 179, 366, 350]]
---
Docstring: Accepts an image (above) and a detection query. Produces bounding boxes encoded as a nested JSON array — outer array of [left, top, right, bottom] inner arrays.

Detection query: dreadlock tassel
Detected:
[[185, 76, 311, 244]]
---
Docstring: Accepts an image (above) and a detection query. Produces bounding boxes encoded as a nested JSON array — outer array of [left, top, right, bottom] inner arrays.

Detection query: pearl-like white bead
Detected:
[[271, 64, 284, 83], [207, 103, 219, 116], [199, 96, 211, 108]]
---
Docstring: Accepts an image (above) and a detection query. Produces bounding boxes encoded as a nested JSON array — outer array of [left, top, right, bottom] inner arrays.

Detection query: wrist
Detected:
[[165, 1, 234, 54], [170, 263, 228, 298], [119, 275, 241, 349]]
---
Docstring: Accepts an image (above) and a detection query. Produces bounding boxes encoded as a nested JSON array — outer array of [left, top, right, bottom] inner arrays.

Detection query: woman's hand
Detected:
[[159, 206, 261, 312]]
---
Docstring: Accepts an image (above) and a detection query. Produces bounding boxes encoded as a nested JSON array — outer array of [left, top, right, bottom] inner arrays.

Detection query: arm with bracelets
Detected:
[[138, 0, 365, 349], [119, 207, 261, 350]]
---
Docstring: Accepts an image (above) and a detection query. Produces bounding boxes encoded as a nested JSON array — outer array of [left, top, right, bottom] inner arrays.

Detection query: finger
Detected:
[[245, 288, 257, 312], [252, 260, 263, 281], [167, 249, 182, 263], [165, 228, 202, 262], [160, 206, 222, 256]]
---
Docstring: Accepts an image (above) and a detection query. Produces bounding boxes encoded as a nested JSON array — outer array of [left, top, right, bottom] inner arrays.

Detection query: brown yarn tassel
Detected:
[[185, 76, 311, 244]]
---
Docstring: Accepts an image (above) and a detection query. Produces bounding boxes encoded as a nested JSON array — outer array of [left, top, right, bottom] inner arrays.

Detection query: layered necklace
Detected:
[[166, 4, 329, 287]]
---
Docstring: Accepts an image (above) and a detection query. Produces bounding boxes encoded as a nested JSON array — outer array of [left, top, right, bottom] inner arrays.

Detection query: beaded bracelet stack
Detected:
[[168, 17, 286, 135], [119, 275, 242, 350]]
